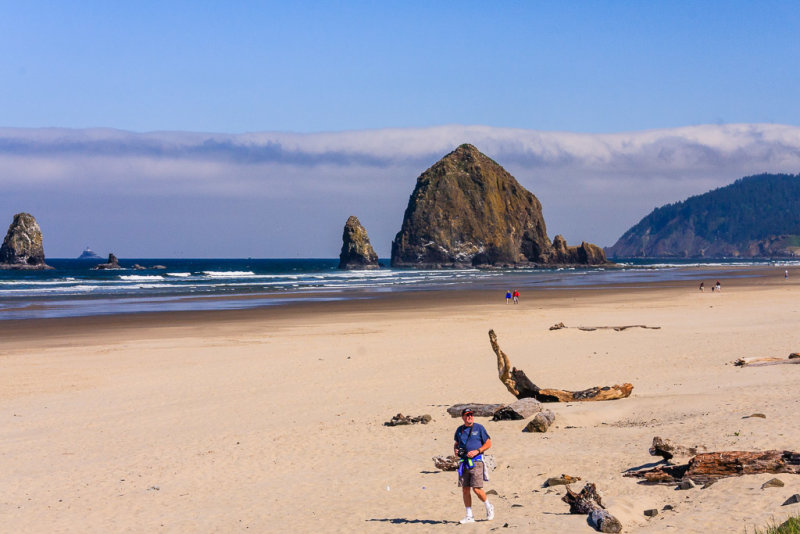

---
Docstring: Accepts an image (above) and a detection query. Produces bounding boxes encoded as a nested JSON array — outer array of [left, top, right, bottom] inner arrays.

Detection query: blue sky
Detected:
[[3, 2, 799, 133], [1, 3, 800, 258]]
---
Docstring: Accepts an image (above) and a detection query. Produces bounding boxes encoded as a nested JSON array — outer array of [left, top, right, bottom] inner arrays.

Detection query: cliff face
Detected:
[[606, 173, 800, 258], [391, 144, 607, 268], [338, 216, 380, 270], [0, 212, 51, 269]]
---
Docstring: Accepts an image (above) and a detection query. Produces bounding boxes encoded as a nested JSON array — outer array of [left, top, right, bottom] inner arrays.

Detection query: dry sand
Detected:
[[2, 267, 799, 533]]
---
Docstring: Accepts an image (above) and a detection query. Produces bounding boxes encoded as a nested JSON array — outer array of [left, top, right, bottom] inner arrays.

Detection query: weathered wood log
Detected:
[[578, 325, 661, 331], [649, 436, 706, 462], [562, 483, 622, 533], [384, 413, 432, 426], [446, 403, 505, 418], [488, 330, 634, 402], [545, 474, 581, 487], [627, 450, 800, 485], [734, 355, 800, 367], [492, 398, 543, 420], [550, 322, 660, 331], [524, 409, 555, 432]]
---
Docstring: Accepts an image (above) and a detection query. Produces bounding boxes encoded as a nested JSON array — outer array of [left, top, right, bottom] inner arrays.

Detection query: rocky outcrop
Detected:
[[606, 173, 800, 258], [92, 253, 121, 270], [0, 212, 52, 269], [391, 144, 607, 268], [338, 216, 380, 270]]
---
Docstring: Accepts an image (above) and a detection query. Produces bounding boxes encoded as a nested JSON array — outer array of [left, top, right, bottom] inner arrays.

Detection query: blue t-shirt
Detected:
[[454, 423, 490, 458]]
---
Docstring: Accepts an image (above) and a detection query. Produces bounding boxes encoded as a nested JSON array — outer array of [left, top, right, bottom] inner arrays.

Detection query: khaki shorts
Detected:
[[458, 461, 484, 488]]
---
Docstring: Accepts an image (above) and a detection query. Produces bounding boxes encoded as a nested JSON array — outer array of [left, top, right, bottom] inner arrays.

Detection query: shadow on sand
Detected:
[[367, 518, 454, 525]]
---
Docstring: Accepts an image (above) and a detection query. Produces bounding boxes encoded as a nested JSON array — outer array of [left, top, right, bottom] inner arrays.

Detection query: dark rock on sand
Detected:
[[92, 253, 122, 270], [782, 494, 800, 506], [338, 215, 379, 270], [391, 144, 608, 268], [0, 212, 52, 269], [644, 509, 659, 517]]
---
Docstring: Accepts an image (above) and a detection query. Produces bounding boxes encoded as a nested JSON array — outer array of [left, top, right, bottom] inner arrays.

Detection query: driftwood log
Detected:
[[734, 354, 800, 367], [446, 403, 505, 418], [550, 322, 660, 331], [562, 483, 622, 533], [489, 329, 633, 402], [627, 449, 800, 485]]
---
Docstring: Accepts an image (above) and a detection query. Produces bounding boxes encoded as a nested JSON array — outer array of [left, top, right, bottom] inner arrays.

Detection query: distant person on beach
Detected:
[[786, 270, 789, 280], [505, 290, 511, 303], [715, 281, 721, 292], [699, 282, 704, 291], [512, 290, 519, 304], [454, 408, 494, 524]]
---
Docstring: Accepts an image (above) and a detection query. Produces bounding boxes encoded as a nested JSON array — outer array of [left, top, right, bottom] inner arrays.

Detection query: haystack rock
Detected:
[[338, 215, 380, 270], [391, 144, 607, 268], [92, 253, 122, 270], [0, 212, 52, 269]]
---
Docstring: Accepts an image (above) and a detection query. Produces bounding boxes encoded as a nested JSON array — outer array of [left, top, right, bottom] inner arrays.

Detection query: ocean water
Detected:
[[0, 257, 795, 320]]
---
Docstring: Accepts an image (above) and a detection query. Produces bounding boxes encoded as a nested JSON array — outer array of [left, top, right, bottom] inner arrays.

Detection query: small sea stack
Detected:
[[338, 215, 380, 270], [0, 212, 53, 270], [92, 253, 122, 270]]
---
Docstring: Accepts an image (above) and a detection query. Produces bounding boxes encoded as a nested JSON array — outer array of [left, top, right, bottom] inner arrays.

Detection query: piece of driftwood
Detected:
[[649, 436, 706, 462], [578, 325, 660, 331], [562, 483, 622, 533], [492, 398, 544, 421], [627, 450, 800, 485], [734, 354, 800, 367], [524, 410, 555, 432], [488, 329, 633, 402], [545, 474, 582, 487], [549, 322, 660, 331], [446, 403, 505, 418], [384, 413, 432, 426]]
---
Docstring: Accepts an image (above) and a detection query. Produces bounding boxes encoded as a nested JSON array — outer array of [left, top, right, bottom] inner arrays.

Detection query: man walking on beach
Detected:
[[453, 408, 494, 523]]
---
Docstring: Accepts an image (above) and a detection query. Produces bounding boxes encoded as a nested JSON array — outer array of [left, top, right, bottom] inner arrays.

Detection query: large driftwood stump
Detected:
[[488, 329, 633, 402], [562, 483, 622, 533], [627, 449, 800, 485]]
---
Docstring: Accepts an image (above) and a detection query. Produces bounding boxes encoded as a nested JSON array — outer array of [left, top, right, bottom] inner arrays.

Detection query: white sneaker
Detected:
[[459, 516, 475, 524], [486, 503, 494, 520]]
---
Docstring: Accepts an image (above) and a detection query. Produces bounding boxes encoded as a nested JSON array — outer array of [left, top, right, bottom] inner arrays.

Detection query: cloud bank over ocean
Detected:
[[1, 124, 799, 257]]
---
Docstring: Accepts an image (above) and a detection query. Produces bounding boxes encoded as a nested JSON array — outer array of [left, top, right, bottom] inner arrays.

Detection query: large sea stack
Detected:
[[391, 144, 606, 268], [0, 212, 52, 270], [338, 215, 380, 270]]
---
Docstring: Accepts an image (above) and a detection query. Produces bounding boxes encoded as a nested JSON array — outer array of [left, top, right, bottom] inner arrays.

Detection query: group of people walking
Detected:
[[504, 289, 519, 304]]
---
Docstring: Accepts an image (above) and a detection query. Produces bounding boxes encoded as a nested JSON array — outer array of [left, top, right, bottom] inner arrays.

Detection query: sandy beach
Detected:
[[2, 266, 799, 532]]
